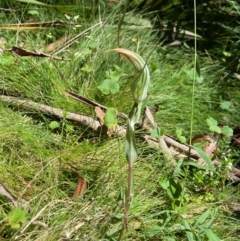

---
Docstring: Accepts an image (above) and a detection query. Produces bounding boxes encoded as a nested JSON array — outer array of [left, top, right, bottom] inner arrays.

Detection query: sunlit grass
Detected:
[[0, 1, 240, 240]]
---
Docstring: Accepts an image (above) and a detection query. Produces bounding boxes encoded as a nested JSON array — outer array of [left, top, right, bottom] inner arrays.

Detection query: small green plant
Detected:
[[7, 207, 27, 229], [206, 117, 233, 137], [112, 48, 150, 239], [160, 177, 183, 211], [97, 68, 121, 95], [104, 107, 118, 129], [0, 207, 27, 229], [183, 208, 220, 241], [49, 121, 60, 130], [176, 128, 187, 144]]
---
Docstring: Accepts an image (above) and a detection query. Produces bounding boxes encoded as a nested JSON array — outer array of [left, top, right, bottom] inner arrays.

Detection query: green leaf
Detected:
[[49, 121, 60, 130], [162, 237, 176, 241], [183, 219, 194, 241], [80, 64, 92, 73], [150, 127, 164, 138], [223, 51, 231, 57], [28, 10, 39, 15], [202, 228, 221, 241], [221, 126, 233, 137], [196, 75, 204, 84], [106, 225, 122, 236], [220, 100, 231, 110], [206, 117, 221, 134], [176, 129, 187, 143], [186, 68, 204, 83], [105, 70, 120, 82], [97, 79, 120, 95], [195, 54, 201, 77], [206, 117, 218, 126], [187, 161, 210, 170], [125, 119, 138, 164], [193, 147, 216, 171], [209, 125, 222, 134], [159, 178, 169, 190], [172, 158, 184, 177], [169, 178, 182, 199], [8, 207, 27, 229], [194, 209, 211, 228], [204, 208, 218, 228], [104, 108, 117, 129]]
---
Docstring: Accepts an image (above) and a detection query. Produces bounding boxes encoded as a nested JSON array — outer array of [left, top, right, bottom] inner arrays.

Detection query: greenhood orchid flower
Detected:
[[112, 48, 150, 234], [113, 48, 150, 104]]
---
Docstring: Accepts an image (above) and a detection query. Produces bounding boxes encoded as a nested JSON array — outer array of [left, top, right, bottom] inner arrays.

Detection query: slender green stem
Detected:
[[189, 0, 197, 145], [118, 164, 133, 241], [124, 163, 133, 227]]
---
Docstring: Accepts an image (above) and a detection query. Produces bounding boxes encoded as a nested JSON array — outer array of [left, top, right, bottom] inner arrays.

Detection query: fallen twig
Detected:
[[0, 182, 18, 206], [0, 95, 126, 135], [1, 94, 240, 181]]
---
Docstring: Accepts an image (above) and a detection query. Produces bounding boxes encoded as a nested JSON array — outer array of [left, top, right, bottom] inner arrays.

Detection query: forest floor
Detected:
[[0, 1, 240, 240]]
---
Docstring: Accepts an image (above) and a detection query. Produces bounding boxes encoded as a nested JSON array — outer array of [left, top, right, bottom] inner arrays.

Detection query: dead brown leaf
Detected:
[[193, 135, 217, 156], [73, 177, 87, 199], [0, 20, 67, 30], [44, 34, 68, 52], [9, 46, 64, 60], [0, 182, 18, 206], [95, 106, 105, 125]]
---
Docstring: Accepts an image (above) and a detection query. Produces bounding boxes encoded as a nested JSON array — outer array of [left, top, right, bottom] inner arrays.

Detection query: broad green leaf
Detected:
[[162, 237, 176, 241], [146, 226, 164, 237], [135, 102, 142, 123], [28, 10, 39, 15], [196, 54, 201, 77], [8, 207, 27, 229], [49, 121, 60, 130], [206, 117, 221, 134], [80, 64, 92, 73], [125, 119, 138, 164], [105, 70, 120, 82], [186, 68, 204, 83], [176, 129, 187, 143], [97, 79, 119, 95], [220, 100, 231, 110], [183, 219, 194, 241], [172, 158, 184, 177], [209, 125, 222, 134], [202, 228, 221, 241], [187, 161, 210, 170], [223, 51, 231, 57], [159, 178, 169, 190], [204, 208, 218, 228], [194, 209, 211, 228], [150, 126, 163, 138], [196, 75, 204, 84], [193, 147, 215, 171], [206, 117, 218, 127], [106, 225, 122, 236], [221, 126, 233, 137], [104, 108, 117, 129], [169, 178, 183, 199]]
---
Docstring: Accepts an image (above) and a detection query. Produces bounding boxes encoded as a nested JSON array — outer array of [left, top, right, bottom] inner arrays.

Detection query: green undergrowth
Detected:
[[0, 1, 240, 240]]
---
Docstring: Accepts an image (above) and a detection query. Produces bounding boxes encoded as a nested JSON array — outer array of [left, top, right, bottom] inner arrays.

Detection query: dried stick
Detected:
[[0, 95, 126, 135], [1, 95, 240, 181]]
